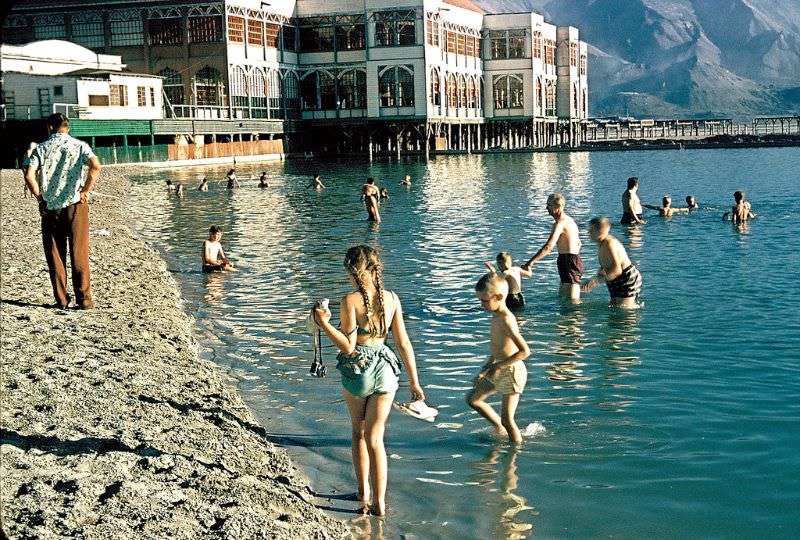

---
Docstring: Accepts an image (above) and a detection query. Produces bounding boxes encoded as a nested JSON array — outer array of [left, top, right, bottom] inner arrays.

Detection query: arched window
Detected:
[[158, 67, 184, 105], [229, 66, 248, 107], [545, 81, 556, 116], [379, 65, 414, 107], [430, 68, 440, 106], [446, 73, 457, 108], [268, 70, 281, 110], [457, 74, 466, 108], [195, 66, 221, 106], [466, 76, 476, 108], [300, 72, 319, 110], [493, 75, 523, 109], [536, 77, 543, 115], [573, 83, 579, 114], [283, 71, 300, 112], [250, 69, 267, 112], [319, 71, 336, 109], [339, 69, 367, 109], [473, 77, 481, 110]]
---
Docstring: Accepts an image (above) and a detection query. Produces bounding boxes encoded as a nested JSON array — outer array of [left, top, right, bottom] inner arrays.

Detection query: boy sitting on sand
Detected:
[[466, 273, 530, 444], [202, 225, 235, 272]]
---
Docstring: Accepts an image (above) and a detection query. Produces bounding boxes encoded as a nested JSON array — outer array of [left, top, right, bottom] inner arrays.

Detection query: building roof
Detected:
[[443, 0, 484, 14]]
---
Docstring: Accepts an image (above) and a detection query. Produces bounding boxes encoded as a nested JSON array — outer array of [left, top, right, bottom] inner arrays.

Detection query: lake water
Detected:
[[128, 147, 800, 539]]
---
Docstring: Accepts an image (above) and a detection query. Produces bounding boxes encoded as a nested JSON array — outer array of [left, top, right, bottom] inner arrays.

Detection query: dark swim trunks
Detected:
[[203, 263, 225, 273], [620, 213, 644, 225], [506, 292, 525, 311], [606, 264, 642, 298], [557, 254, 584, 284]]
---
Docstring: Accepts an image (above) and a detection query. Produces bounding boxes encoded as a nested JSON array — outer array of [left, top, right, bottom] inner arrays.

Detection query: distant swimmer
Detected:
[[258, 172, 270, 188], [581, 217, 642, 308], [176, 183, 185, 197], [643, 194, 690, 217], [308, 174, 326, 190], [202, 225, 236, 272], [485, 251, 532, 311], [723, 191, 756, 223], [361, 177, 381, 222], [399, 175, 411, 186], [226, 169, 239, 190], [466, 272, 530, 444], [198, 177, 209, 191], [166, 179, 176, 193], [685, 195, 698, 210], [522, 193, 583, 302], [621, 177, 646, 225], [380, 187, 389, 200]]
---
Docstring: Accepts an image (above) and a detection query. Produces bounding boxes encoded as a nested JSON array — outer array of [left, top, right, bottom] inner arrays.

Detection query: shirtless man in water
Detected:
[[522, 193, 583, 302], [621, 177, 646, 225], [361, 177, 381, 223], [643, 195, 690, 218], [581, 217, 642, 308], [723, 191, 756, 224]]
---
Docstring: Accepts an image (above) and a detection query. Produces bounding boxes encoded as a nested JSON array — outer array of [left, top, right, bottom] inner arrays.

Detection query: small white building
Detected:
[[1, 40, 163, 120]]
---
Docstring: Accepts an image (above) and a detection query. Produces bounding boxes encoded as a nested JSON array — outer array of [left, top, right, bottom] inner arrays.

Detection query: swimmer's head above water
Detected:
[[496, 251, 512, 271], [475, 272, 508, 311], [589, 216, 611, 241]]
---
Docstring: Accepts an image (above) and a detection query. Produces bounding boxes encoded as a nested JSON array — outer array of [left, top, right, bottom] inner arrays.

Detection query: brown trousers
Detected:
[[41, 201, 92, 307]]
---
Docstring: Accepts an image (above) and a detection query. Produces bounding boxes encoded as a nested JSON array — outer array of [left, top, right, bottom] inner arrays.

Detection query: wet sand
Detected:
[[0, 168, 347, 538]]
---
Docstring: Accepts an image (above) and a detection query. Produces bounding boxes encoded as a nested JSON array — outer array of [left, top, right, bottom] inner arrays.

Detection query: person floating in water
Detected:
[[466, 272, 530, 444], [379, 187, 389, 200], [312, 245, 425, 516], [643, 194, 690, 217], [621, 177, 646, 225], [581, 217, 642, 309], [361, 177, 381, 223], [308, 174, 325, 190], [722, 191, 756, 223], [485, 252, 532, 311], [685, 195, 698, 210], [202, 225, 235, 272], [198, 177, 209, 191], [166, 179, 176, 193], [522, 193, 583, 303], [258, 172, 269, 188], [226, 169, 239, 190], [399, 175, 411, 186]]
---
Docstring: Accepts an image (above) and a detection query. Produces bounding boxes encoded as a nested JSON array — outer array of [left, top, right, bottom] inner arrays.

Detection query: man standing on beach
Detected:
[[24, 113, 102, 309], [621, 177, 646, 225], [521, 193, 583, 302]]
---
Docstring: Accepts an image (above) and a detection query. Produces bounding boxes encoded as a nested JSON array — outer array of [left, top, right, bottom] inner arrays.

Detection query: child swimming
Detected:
[[313, 245, 425, 516], [484, 252, 532, 311], [466, 272, 530, 444]]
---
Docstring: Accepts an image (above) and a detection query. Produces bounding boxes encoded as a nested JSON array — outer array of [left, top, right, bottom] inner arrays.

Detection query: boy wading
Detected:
[[24, 113, 102, 309]]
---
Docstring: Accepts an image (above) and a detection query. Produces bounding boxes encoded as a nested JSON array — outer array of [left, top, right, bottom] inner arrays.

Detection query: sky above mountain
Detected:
[[476, 0, 800, 118]]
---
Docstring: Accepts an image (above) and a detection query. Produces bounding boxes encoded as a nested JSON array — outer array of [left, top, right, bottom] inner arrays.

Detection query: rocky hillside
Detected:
[[476, 0, 800, 119]]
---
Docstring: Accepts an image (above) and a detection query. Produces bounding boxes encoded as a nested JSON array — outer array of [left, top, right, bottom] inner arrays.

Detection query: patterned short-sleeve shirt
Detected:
[[28, 133, 97, 211]]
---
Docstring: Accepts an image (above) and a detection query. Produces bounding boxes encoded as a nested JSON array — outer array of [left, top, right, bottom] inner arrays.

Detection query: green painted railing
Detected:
[[93, 145, 169, 164], [69, 119, 153, 137]]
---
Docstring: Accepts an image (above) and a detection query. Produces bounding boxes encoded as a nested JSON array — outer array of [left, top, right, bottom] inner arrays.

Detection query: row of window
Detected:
[[429, 70, 482, 109], [88, 84, 156, 107]]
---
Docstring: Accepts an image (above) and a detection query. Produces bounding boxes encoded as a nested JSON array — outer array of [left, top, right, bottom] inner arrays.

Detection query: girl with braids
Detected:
[[313, 244, 425, 516]]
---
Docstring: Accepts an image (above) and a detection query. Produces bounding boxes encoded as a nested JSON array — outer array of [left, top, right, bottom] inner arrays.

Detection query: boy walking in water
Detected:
[[485, 252, 532, 311], [522, 193, 583, 302], [581, 217, 642, 308], [467, 273, 530, 444]]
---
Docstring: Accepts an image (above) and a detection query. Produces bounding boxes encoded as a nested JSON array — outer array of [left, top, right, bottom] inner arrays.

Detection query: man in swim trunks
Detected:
[[522, 193, 583, 302], [581, 217, 642, 308], [643, 195, 691, 218], [361, 177, 381, 223], [621, 177, 646, 225]]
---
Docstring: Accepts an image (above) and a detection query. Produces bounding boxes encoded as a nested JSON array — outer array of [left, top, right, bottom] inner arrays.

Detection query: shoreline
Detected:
[[0, 168, 347, 538]]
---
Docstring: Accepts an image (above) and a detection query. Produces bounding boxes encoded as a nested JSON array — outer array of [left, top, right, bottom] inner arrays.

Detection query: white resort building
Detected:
[[2, 0, 589, 156]]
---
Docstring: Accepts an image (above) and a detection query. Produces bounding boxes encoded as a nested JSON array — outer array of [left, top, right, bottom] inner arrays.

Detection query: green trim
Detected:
[[68, 119, 152, 137]]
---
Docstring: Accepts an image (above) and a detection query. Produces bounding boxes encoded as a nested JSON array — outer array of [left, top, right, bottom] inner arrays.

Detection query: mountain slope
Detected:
[[476, 0, 800, 118]]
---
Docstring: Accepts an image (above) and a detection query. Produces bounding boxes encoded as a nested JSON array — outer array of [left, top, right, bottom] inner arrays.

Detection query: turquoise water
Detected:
[[129, 148, 800, 538]]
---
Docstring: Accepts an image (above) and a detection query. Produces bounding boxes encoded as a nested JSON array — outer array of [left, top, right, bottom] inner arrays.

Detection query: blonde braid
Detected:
[[374, 270, 387, 337]]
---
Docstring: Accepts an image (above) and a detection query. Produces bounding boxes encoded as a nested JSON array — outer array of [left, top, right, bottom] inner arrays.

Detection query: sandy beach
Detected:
[[0, 168, 347, 538]]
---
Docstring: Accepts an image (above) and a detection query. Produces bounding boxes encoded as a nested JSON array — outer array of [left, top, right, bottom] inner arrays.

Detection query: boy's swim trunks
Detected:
[[606, 264, 642, 298], [506, 292, 525, 311], [492, 360, 527, 395]]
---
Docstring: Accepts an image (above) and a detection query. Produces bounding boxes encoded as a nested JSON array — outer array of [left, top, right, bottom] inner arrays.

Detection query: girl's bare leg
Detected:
[[364, 391, 395, 516], [344, 389, 370, 511]]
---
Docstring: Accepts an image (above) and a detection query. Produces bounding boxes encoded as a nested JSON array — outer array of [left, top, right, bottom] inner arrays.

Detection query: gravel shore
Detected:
[[0, 168, 348, 539]]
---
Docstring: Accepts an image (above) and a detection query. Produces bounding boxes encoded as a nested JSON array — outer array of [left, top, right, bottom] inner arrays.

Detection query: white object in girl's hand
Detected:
[[306, 298, 330, 334], [394, 400, 439, 422]]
